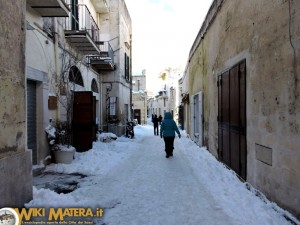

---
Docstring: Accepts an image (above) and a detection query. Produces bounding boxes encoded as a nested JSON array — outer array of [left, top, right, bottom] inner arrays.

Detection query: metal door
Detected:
[[73, 91, 96, 152], [218, 60, 247, 180], [27, 80, 37, 164]]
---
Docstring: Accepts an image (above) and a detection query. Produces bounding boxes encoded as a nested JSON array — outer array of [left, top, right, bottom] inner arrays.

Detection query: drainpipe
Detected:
[[130, 34, 133, 121], [53, 18, 60, 121], [99, 74, 103, 131]]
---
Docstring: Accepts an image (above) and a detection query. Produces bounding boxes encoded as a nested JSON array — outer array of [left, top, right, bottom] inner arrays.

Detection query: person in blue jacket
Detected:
[[160, 112, 181, 158]]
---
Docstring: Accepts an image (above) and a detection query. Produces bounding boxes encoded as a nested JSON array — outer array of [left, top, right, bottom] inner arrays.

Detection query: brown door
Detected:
[[218, 60, 247, 180], [73, 91, 96, 152]]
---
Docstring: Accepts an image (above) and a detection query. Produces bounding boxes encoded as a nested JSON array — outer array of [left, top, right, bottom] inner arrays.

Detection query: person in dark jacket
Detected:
[[160, 112, 181, 158], [153, 114, 159, 135], [158, 115, 162, 125]]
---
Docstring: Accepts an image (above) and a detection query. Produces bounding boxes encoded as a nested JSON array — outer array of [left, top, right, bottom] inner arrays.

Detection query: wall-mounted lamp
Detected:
[[106, 83, 112, 92]]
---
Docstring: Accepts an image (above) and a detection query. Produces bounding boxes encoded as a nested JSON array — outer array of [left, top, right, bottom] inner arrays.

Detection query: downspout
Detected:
[[130, 34, 133, 121], [99, 74, 102, 130]]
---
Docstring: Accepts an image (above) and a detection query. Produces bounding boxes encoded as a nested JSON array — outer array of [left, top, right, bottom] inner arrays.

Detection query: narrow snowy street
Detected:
[[28, 125, 300, 225], [84, 127, 234, 225]]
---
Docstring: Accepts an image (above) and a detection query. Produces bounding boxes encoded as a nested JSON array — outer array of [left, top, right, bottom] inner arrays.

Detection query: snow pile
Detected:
[[45, 137, 136, 176], [45, 124, 56, 139], [28, 187, 89, 207], [97, 132, 118, 143], [52, 144, 75, 152], [178, 136, 299, 225]]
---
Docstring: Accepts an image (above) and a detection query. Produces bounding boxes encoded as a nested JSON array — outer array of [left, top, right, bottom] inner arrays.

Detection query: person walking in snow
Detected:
[[158, 115, 162, 125], [160, 112, 181, 158], [153, 114, 159, 136]]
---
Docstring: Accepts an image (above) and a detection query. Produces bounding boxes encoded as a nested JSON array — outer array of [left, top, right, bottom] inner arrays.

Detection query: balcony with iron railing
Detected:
[[27, 0, 70, 17], [87, 41, 115, 71], [64, 4, 100, 54]]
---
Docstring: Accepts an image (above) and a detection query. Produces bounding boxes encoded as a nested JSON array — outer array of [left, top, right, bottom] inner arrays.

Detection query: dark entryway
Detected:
[[73, 91, 96, 152], [218, 60, 247, 180], [178, 105, 184, 129], [134, 109, 141, 124]]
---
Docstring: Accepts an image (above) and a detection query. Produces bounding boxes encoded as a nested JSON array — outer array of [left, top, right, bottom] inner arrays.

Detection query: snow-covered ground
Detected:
[[28, 124, 300, 225]]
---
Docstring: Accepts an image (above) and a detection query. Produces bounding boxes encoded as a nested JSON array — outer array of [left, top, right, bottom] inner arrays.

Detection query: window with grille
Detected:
[[124, 53, 130, 81], [69, 66, 84, 86]]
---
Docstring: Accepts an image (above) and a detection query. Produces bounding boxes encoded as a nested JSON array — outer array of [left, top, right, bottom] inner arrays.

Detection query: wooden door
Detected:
[[218, 60, 247, 180], [73, 91, 96, 152]]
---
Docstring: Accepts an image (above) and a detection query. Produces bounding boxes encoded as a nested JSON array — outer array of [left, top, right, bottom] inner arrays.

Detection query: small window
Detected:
[[69, 66, 84, 86], [91, 79, 99, 93], [124, 53, 130, 81]]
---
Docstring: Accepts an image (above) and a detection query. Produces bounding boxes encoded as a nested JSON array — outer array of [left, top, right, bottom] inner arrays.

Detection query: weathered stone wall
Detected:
[[0, 0, 33, 206], [101, 0, 132, 126], [186, 0, 300, 218]]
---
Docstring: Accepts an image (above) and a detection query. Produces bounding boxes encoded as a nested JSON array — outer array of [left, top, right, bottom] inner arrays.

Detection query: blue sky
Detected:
[[124, 0, 212, 91]]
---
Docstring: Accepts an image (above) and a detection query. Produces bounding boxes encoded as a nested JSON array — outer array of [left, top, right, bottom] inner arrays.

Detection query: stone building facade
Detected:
[[1, 0, 132, 206], [26, 0, 107, 161], [132, 70, 147, 124], [25, 0, 132, 162], [101, 0, 132, 136], [181, 0, 300, 218]]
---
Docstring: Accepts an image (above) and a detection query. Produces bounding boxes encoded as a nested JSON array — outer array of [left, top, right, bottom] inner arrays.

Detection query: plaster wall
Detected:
[[26, 6, 55, 73], [83, 0, 98, 21], [0, 2, 27, 156], [26, 8, 54, 164], [186, 0, 300, 217], [0, 0, 32, 206]]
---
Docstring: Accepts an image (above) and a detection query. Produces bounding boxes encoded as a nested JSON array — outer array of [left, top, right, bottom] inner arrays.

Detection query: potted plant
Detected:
[[45, 120, 75, 164]]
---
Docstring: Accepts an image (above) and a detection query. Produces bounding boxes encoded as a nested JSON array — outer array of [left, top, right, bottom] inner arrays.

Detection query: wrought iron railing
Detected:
[[87, 41, 114, 64], [64, 4, 100, 43], [99, 41, 114, 61]]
